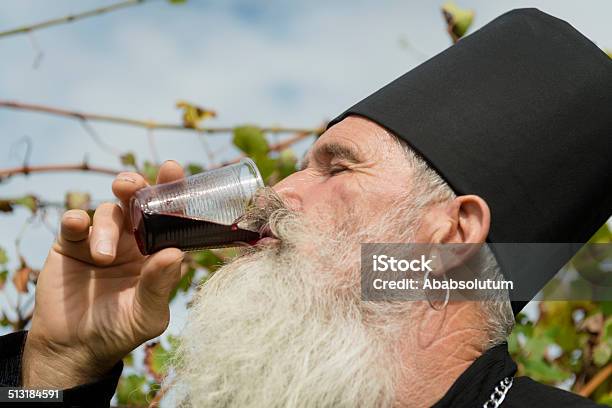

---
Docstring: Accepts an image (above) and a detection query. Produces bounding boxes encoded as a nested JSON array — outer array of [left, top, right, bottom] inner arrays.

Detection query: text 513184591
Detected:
[[1, 388, 63, 403]]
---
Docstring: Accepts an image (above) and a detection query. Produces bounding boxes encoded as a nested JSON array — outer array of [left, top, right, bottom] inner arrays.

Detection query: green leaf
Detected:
[[65, 191, 91, 211], [278, 149, 298, 178], [187, 163, 204, 175], [116, 374, 149, 405], [266, 150, 297, 185], [191, 250, 223, 272], [233, 126, 269, 156], [602, 301, 612, 316], [524, 337, 549, 361], [253, 154, 277, 183], [604, 317, 612, 341], [14, 195, 38, 213], [169, 266, 195, 301], [515, 312, 534, 327], [142, 161, 160, 185], [554, 322, 579, 352], [507, 331, 520, 354], [570, 278, 595, 300], [597, 391, 612, 405], [441, 2, 474, 40], [0, 269, 8, 290], [169, 0, 187, 4], [522, 358, 571, 383], [0, 248, 8, 265], [120, 152, 137, 167], [588, 223, 612, 243], [122, 353, 134, 367], [593, 342, 611, 367]]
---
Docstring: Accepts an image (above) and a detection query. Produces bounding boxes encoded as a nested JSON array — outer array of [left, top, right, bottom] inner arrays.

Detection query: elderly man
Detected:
[[1, 8, 610, 408]]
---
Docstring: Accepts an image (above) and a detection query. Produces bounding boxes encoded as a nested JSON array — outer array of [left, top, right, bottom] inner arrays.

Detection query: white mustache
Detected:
[[236, 187, 295, 239]]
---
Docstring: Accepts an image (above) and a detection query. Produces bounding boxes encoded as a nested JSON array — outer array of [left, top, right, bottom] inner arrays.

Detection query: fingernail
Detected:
[[117, 173, 137, 183], [96, 240, 114, 256]]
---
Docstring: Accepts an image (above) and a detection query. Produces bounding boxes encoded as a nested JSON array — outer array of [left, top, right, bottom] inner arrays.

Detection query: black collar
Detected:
[[432, 343, 517, 408]]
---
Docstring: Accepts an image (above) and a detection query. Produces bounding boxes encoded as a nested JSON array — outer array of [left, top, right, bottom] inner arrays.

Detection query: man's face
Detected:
[[171, 116, 421, 407], [272, 115, 415, 234]]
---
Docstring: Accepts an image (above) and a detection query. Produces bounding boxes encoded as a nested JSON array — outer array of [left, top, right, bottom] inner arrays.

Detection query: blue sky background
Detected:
[[0, 1, 611, 397], [1, 0, 610, 270]]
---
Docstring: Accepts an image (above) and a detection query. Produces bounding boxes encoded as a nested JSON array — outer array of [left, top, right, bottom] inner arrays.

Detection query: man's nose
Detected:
[[272, 172, 305, 212]]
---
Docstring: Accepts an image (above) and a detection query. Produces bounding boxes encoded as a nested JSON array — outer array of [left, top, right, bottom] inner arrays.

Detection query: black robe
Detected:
[[0, 331, 604, 407]]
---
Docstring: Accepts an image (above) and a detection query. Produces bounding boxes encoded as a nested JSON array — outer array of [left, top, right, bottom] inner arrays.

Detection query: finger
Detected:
[[54, 210, 94, 263], [138, 248, 184, 302], [60, 210, 91, 242], [112, 172, 148, 231], [133, 248, 184, 336], [112, 172, 148, 210], [90, 202, 123, 265], [156, 160, 185, 185], [54, 233, 140, 266]]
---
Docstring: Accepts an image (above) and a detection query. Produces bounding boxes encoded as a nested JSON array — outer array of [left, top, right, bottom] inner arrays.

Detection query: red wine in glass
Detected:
[[129, 158, 264, 255], [133, 211, 260, 255]]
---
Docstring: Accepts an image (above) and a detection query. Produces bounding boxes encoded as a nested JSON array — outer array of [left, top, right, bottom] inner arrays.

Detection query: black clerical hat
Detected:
[[328, 9, 612, 314]]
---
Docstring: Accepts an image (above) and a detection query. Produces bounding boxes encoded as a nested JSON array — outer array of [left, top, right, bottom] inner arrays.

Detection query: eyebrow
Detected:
[[300, 141, 363, 171]]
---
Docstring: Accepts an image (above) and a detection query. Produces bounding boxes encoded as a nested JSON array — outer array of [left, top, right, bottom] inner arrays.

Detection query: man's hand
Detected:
[[22, 161, 186, 389]]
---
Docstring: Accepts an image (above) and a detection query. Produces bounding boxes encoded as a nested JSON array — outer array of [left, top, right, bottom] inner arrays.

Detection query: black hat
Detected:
[[328, 9, 612, 314]]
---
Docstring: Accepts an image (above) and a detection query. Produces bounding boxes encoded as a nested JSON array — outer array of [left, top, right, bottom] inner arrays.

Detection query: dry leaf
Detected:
[[13, 266, 31, 293]]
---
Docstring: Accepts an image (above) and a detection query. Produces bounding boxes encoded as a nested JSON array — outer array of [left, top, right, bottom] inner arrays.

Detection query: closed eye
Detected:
[[329, 164, 349, 175], [301, 141, 363, 175]]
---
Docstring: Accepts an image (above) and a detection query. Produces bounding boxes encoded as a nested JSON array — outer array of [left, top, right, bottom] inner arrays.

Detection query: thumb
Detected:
[[133, 248, 184, 335]]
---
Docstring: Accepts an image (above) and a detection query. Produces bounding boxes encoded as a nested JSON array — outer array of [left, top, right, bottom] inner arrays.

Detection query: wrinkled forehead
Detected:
[[302, 115, 408, 167]]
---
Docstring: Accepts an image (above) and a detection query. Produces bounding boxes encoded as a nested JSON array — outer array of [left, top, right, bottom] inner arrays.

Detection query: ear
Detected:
[[419, 195, 490, 275], [444, 195, 490, 244]]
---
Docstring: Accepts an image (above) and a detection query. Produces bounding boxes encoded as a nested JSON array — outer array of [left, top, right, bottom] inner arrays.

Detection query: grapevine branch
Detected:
[[0, 128, 316, 181], [578, 363, 612, 397], [0, 0, 147, 39], [0, 163, 121, 179], [0, 100, 325, 135]]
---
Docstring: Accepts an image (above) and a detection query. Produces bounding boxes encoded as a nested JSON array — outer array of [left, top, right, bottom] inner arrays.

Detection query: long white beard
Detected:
[[171, 195, 417, 408]]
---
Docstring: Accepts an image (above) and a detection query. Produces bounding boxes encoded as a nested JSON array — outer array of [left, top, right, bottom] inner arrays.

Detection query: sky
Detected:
[[1, 0, 610, 270], [0, 0, 611, 395]]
